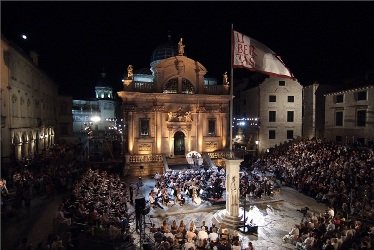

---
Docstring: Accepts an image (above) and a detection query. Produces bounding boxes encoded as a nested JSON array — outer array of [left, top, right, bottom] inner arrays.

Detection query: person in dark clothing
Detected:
[[129, 185, 134, 205]]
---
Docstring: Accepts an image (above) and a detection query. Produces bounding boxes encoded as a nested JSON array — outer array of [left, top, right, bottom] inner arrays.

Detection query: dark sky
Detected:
[[2, 1, 374, 99]]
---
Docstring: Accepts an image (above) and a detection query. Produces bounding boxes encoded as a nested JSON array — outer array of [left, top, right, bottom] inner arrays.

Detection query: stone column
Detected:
[[225, 159, 241, 217], [155, 111, 162, 153], [213, 158, 243, 229]]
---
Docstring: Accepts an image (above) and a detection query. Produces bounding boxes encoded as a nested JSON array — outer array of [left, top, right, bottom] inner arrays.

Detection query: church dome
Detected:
[[150, 41, 177, 65]]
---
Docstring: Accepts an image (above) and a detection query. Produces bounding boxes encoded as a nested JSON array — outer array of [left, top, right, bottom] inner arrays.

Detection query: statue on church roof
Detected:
[[127, 65, 133, 79], [223, 71, 229, 85], [178, 38, 185, 56]]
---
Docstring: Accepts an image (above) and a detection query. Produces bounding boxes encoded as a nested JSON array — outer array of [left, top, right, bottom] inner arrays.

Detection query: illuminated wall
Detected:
[[1, 37, 58, 163]]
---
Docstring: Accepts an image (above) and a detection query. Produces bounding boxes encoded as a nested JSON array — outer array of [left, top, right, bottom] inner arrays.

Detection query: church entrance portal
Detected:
[[174, 131, 185, 156]]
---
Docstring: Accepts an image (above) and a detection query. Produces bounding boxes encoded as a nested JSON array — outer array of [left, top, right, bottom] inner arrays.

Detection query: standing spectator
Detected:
[[208, 227, 219, 243], [129, 184, 134, 205]]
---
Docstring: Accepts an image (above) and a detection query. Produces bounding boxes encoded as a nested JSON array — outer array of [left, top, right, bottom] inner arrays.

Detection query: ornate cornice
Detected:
[[152, 105, 165, 112]]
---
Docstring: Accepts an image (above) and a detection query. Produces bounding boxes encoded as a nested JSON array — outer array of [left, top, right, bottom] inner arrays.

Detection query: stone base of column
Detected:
[[212, 209, 244, 230]]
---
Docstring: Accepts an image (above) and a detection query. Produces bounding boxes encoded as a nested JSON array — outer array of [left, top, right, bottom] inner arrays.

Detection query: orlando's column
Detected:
[[213, 158, 243, 229]]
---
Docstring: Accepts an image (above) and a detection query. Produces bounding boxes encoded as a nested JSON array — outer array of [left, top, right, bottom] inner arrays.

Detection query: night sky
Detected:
[[2, 2, 374, 99]]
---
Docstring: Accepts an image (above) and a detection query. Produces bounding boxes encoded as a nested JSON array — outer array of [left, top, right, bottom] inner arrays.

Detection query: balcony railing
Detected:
[[128, 154, 163, 163], [123, 82, 230, 95]]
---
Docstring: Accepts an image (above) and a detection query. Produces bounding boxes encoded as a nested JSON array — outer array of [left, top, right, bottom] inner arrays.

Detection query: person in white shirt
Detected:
[[197, 226, 209, 247], [153, 185, 160, 195], [282, 224, 300, 243], [164, 228, 175, 241], [327, 206, 335, 218], [149, 191, 164, 209], [183, 238, 196, 250], [154, 172, 161, 181], [208, 227, 219, 243]]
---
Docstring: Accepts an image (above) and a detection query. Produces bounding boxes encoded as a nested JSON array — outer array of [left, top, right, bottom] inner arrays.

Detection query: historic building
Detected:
[[72, 73, 117, 134], [234, 77, 303, 152], [324, 85, 374, 145], [72, 72, 120, 160], [1, 37, 58, 164], [118, 38, 231, 175]]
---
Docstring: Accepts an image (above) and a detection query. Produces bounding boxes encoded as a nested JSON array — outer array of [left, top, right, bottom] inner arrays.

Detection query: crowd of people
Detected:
[[149, 219, 255, 250], [2, 144, 85, 216], [2, 143, 88, 250], [282, 207, 374, 250], [150, 168, 227, 209], [256, 138, 374, 222], [53, 168, 135, 248], [149, 161, 279, 210], [238, 169, 279, 200], [5, 137, 374, 249], [256, 138, 374, 249]]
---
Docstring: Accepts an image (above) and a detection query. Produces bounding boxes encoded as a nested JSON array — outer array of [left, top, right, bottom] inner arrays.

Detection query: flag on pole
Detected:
[[232, 30, 294, 79]]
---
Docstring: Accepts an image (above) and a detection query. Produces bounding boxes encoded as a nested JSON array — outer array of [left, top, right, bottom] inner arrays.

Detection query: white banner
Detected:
[[233, 30, 294, 78]]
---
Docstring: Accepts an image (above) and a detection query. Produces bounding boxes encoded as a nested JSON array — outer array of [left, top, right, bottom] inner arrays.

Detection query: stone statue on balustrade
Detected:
[[127, 65, 133, 79], [178, 38, 185, 56], [223, 71, 229, 85]]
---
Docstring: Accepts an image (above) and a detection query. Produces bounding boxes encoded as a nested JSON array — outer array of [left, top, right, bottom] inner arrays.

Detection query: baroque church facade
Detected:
[[118, 38, 231, 175]]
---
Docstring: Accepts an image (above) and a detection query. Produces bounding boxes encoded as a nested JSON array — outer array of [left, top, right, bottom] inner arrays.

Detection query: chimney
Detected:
[[30, 51, 39, 66]]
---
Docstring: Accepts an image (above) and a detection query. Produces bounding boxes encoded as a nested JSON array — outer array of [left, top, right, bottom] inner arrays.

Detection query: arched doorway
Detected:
[[174, 131, 185, 156]]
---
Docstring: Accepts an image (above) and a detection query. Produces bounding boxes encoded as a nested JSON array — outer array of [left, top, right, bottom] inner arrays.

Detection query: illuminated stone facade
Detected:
[[72, 74, 117, 134], [1, 37, 57, 163], [324, 85, 374, 145], [118, 40, 231, 175], [234, 77, 303, 152]]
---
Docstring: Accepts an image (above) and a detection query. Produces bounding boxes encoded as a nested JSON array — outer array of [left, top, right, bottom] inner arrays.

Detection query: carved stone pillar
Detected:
[[213, 158, 243, 229], [168, 126, 173, 157], [186, 124, 192, 152]]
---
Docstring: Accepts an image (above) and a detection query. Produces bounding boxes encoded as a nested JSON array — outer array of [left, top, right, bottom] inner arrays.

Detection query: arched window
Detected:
[[182, 78, 194, 94], [163, 78, 178, 93]]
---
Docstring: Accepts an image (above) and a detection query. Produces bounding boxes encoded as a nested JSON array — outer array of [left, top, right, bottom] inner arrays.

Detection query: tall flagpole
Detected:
[[229, 23, 234, 153]]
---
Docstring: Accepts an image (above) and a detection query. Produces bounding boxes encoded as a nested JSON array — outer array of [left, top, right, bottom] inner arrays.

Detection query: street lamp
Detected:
[[90, 116, 101, 123]]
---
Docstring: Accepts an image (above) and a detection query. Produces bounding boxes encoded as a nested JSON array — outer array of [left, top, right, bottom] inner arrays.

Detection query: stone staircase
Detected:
[[166, 156, 191, 171], [166, 156, 188, 165]]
